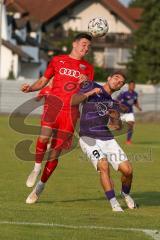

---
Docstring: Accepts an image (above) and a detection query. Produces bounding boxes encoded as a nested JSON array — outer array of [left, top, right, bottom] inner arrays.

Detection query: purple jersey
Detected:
[[78, 82, 119, 141], [117, 90, 138, 113]]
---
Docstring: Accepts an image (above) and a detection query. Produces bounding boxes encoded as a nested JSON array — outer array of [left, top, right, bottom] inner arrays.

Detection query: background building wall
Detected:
[[0, 80, 159, 114], [52, 1, 131, 33], [1, 46, 14, 79]]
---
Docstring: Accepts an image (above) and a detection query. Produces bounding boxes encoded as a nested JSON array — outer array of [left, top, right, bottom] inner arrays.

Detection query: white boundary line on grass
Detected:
[[0, 221, 160, 240]]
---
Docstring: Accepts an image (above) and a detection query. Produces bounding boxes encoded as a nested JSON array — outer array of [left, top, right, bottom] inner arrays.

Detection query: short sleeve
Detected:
[[134, 92, 138, 104], [44, 58, 56, 79], [78, 81, 94, 94], [117, 92, 124, 102]]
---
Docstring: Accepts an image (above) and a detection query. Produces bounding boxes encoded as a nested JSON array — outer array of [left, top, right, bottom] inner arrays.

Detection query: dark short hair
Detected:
[[110, 70, 126, 81], [73, 32, 92, 42], [128, 80, 135, 84]]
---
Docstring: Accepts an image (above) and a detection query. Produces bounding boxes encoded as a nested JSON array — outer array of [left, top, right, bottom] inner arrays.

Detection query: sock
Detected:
[[122, 184, 131, 195], [35, 138, 48, 163], [34, 162, 41, 172], [41, 159, 58, 183], [127, 130, 133, 141], [105, 190, 118, 207], [35, 180, 45, 195], [105, 189, 115, 200]]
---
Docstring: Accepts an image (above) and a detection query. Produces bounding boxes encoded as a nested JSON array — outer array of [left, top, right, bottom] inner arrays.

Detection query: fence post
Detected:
[[154, 85, 159, 117], [0, 0, 4, 113]]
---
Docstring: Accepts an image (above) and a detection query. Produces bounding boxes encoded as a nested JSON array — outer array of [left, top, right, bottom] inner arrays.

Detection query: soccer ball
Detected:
[[88, 17, 109, 37]]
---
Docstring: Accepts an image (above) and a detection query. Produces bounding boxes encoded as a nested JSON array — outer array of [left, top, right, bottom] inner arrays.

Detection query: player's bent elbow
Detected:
[[71, 94, 85, 106], [71, 96, 78, 106], [117, 122, 123, 130]]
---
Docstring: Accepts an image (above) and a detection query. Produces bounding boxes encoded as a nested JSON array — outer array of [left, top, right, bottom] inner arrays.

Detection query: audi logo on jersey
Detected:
[[59, 68, 80, 78]]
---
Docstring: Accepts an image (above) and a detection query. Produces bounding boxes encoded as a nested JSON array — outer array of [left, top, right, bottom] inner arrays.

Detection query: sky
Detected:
[[119, 0, 131, 6]]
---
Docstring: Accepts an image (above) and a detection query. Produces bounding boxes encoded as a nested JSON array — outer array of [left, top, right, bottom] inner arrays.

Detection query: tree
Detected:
[[129, 0, 145, 7], [127, 0, 160, 84]]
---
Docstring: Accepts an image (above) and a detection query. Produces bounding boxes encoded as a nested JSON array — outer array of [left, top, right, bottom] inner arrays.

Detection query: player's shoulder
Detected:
[[94, 82, 102, 88], [123, 90, 128, 93], [81, 59, 93, 68], [119, 90, 125, 95], [79, 80, 95, 93], [134, 90, 138, 96], [51, 54, 68, 61], [85, 81, 101, 89]]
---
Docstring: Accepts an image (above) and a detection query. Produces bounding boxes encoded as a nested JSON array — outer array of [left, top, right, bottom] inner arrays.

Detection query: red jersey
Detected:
[[44, 55, 94, 110], [36, 86, 52, 101]]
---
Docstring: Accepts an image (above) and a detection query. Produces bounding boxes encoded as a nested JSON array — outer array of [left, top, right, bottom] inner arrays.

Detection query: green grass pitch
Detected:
[[0, 115, 160, 240]]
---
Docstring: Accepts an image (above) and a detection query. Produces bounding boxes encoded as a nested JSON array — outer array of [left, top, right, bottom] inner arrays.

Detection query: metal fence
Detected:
[[0, 79, 160, 115]]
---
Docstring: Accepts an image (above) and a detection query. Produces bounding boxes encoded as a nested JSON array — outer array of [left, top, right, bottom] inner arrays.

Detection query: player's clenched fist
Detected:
[[92, 87, 102, 95], [85, 87, 101, 98], [107, 109, 121, 131], [78, 74, 89, 84], [108, 109, 120, 119], [21, 84, 31, 93]]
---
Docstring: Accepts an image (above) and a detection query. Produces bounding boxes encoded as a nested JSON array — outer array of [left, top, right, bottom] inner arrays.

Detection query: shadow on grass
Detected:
[[134, 141, 160, 145], [38, 197, 105, 204], [132, 191, 160, 207], [38, 191, 160, 207]]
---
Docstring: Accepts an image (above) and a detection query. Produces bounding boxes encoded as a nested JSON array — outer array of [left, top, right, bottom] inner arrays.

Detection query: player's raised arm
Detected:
[[116, 101, 129, 113], [71, 88, 101, 106], [21, 56, 56, 93], [21, 76, 49, 93]]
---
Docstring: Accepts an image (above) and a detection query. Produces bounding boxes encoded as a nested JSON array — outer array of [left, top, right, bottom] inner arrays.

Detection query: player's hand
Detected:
[[84, 87, 101, 98], [21, 83, 31, 93], [116, 101, 129, 113], [78, 74, 88, 84], [107, 110, 121, 131], [90, 88, 102, 96], [107, 120, 122, 131], [108, 109, 120, 119]]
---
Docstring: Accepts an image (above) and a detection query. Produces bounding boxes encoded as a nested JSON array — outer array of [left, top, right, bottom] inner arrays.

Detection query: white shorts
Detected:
[[121, 113, 135, 122], [79, 136, 128, 171]]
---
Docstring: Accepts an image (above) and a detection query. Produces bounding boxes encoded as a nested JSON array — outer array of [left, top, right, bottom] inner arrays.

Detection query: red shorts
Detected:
[[41, 104, 79, 150]]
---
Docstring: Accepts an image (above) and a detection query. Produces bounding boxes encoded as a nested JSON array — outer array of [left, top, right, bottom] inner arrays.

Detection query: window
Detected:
[[104, 48, 130, 68]]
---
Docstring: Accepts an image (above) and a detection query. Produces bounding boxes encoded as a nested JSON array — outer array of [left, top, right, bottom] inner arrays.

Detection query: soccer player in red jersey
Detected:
[[21, 33, 94, 203], [36, 79, 53, 101], [35, 80, 53, 150]]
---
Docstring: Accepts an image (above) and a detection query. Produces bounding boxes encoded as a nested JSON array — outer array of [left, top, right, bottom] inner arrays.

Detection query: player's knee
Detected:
[[98, 159, 109, 173], [124, 167, 133, 177], [119, 162, 133, 177], [48, 149, 61, 161], [38, 136, 50, 144], [128, 122, 134, 130]]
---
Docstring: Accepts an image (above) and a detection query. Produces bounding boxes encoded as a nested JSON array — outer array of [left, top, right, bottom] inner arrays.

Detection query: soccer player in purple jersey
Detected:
[[71, 72, 137, 212], [117, 80, 142, 144]]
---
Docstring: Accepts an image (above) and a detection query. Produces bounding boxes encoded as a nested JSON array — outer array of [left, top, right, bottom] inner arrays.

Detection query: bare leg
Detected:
[[119, 160, 133, 192], [98, 158, 113, 192], [126, 121, 134, 143], [26, 147, 62, 204], [97, 158, 123, 212], [118, 160, 137, 209], [26, 126, 53, 187]]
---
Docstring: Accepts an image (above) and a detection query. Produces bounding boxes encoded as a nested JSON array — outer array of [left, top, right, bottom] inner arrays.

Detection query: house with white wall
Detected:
[[0, 4, 33, 79], [2, 0, 142, 79], [41, 0, 142, 70], [1, 2, 48, 79]]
